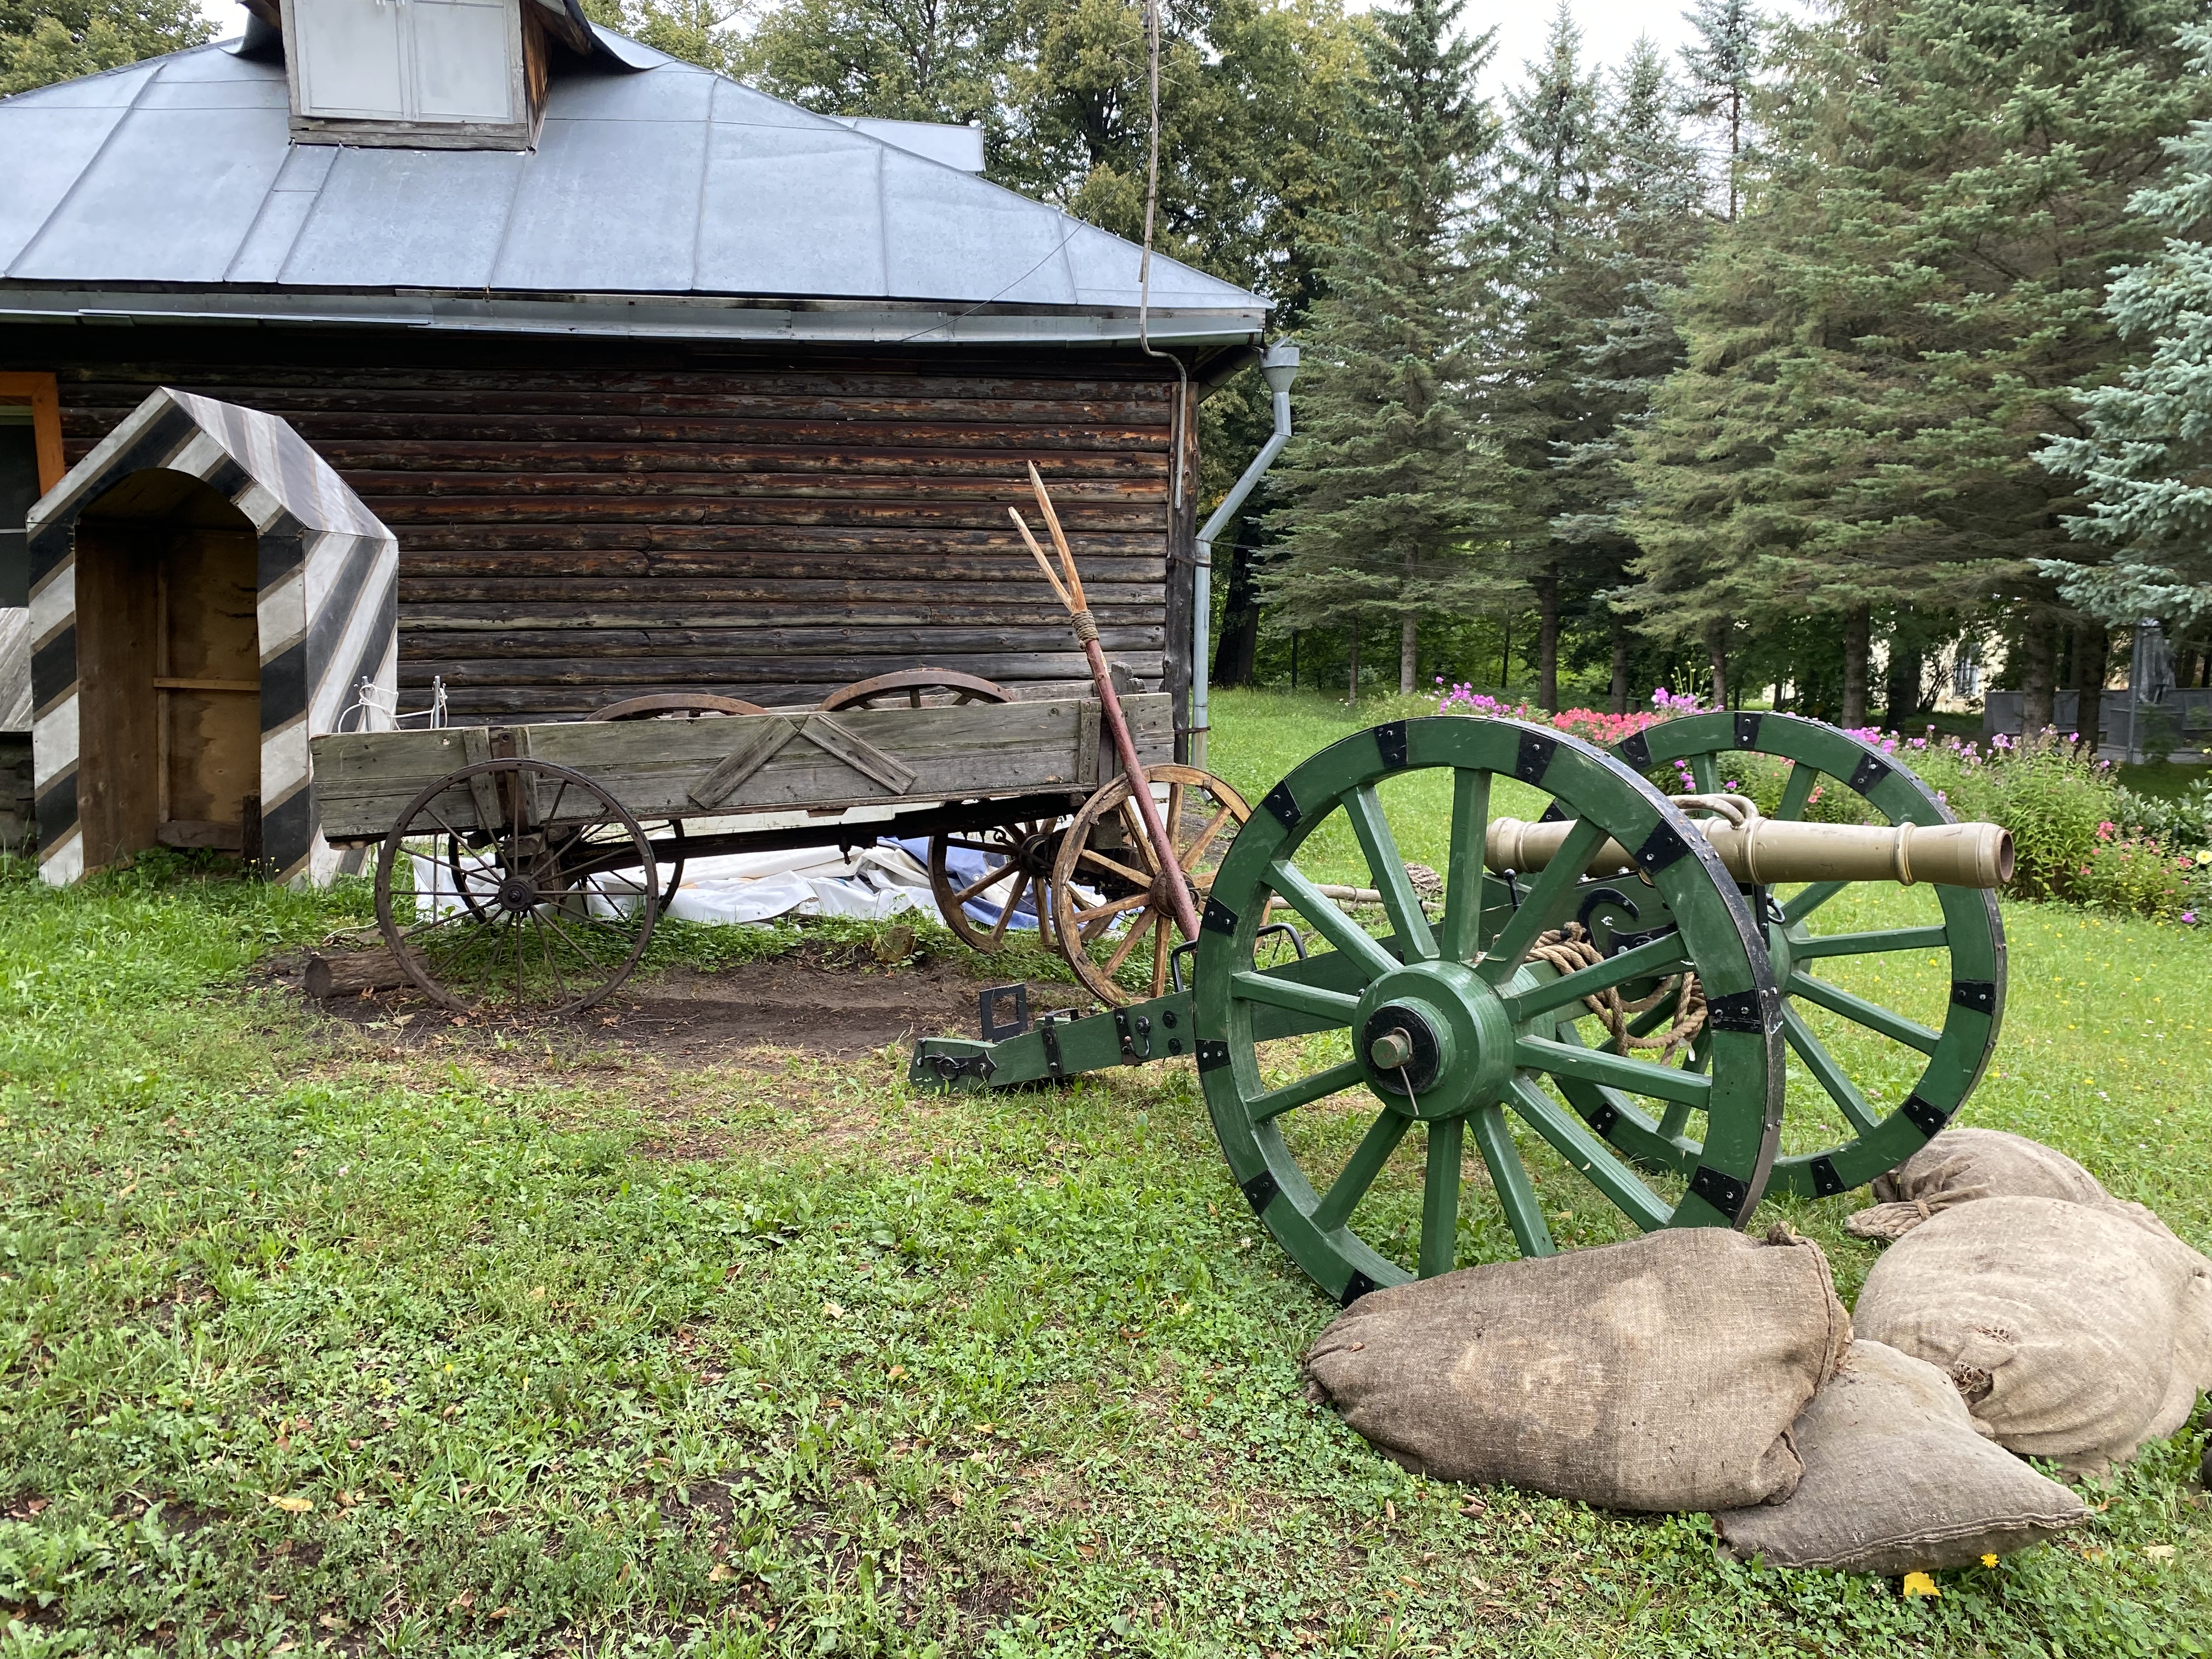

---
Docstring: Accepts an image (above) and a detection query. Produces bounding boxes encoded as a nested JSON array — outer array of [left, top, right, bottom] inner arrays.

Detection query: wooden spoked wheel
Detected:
[[374, 759, 659, 1017], [1607, 712, 2006, 1199], [1193, 718, 1784, 1304], [586, 695, 772, 910], [929, 819, 1068, 952], [821, 669, 1014, 711], [588, 693, 771, 721], [1051, 765, 1251, 1007]]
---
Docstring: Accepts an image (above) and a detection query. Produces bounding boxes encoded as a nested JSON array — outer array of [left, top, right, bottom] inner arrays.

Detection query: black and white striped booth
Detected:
[[27, 388, 397, 885]]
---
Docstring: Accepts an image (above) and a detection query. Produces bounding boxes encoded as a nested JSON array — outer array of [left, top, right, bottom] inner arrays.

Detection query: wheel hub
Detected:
[[494, 874, 538, 915], [1355, 961, 1517, 1120]]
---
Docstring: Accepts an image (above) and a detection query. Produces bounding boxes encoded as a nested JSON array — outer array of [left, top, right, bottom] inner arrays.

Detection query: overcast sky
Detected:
[[198, 1, 1713, 102]]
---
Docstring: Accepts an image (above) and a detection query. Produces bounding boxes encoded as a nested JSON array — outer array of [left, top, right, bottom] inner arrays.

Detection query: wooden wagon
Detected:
[[307, 675, 1236, 1014]]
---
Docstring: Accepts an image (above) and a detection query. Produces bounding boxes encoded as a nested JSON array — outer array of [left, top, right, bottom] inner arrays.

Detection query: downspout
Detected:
[[1192, 342, 1299, 770]]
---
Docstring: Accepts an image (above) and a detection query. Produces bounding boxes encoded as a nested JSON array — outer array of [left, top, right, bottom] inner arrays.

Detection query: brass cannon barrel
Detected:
[[1485, 815, 2015, 889]]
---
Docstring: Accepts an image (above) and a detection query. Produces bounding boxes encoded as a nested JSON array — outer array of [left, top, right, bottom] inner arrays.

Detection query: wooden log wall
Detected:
[[20, 332, 1197, 726]]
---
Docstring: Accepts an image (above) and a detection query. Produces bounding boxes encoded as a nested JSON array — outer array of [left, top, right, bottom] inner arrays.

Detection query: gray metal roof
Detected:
[[0, 31, 1267, 347]]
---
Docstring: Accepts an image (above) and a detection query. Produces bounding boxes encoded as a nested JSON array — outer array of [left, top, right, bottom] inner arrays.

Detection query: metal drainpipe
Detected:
[[1192, 342, 1299, 770]]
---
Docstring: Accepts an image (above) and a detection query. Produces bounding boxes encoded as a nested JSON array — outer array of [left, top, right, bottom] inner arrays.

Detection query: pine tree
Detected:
[[1260, 0, 1506, 698], [2041, 21, 2212, 636], [1628, 0, 2208, 726], [1676, 0, 1762, 221]]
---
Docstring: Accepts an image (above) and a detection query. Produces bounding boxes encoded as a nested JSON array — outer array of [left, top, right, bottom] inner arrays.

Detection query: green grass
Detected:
[[2, 702, 2209, 1656]]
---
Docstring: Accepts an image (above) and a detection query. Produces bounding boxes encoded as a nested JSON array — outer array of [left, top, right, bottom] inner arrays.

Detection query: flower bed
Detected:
[[1433, 686, 2212, 924]]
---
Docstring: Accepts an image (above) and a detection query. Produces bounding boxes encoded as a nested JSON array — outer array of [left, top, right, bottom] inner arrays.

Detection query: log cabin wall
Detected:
[[9, 328, 1193, 730]]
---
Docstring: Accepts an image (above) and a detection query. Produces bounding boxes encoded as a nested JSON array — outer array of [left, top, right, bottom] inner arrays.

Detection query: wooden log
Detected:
[[70, 366, 1176, 405], [396, 625, 1167, 656], [401, 651, 1114, 685], [301, 946, 419, 1000], [357, 495, 1169, 530], [312, 442, 1167, 479], [396, 580, 1169, 610], [347, 469, 1169, 501]]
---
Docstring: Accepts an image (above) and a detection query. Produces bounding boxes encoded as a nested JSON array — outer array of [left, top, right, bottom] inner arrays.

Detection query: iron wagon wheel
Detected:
[[929, 817, 1069, 953], [821, 669, 1014, 711], [1601, 712, 2006, 1199], [1051, 765, 1251, 1007], [374, 759, 659, 1018], [819, 672, 1050, 950], [587, 694, 772, 911], [1193, 718, 1784, 1305]]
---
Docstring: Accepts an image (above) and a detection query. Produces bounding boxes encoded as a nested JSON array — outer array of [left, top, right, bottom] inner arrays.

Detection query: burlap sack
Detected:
[[1302, 1226, 1852, 1512], [1713, 1341, 2090, 1573], [1848, 1127, 2177, 1244], [1854, 1195, 2212, 1476]]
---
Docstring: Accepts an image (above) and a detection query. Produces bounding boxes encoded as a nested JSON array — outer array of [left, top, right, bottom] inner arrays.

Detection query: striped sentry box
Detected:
[[27, 387, 398, 887]]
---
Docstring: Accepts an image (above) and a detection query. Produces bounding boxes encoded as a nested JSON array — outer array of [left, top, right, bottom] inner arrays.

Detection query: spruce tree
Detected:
[[1491, 5, 1605, 708], [1677, 0, 1762, 221], [2041, 21, 2212, 636], [1548, 39, 1709, 710], [1260, 0, 1505, 697], [1628, 0, 2208, 726]]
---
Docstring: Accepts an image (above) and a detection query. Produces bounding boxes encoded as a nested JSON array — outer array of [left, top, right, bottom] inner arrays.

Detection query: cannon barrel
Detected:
[[1485, 815, 2014, 889]]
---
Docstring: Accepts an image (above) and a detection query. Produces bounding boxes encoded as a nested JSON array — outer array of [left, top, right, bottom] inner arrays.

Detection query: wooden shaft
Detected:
[[1015, 483, 1200, 941], [1084, 632, 1201, 940], [1485, 816, 2015, 889]]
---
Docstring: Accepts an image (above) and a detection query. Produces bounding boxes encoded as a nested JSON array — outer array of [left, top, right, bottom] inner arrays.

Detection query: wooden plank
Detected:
[[680, 712, 803, 809], [311, 695, 1175, 839], [797, 712, 917, 794]]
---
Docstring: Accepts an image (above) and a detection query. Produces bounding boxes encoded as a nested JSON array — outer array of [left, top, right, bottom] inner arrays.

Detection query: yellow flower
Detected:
[[1901, 1571, 1941, 1599], [1980, 1554, 2000, 1568]]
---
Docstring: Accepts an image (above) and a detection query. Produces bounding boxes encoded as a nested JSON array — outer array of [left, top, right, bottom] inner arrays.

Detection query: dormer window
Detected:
[[280, 0, 551, 150]]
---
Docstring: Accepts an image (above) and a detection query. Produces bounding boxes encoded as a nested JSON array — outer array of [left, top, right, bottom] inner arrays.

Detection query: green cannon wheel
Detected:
[[1605, 712, 2006, 1198], [1192, 716, 1786, 1305]]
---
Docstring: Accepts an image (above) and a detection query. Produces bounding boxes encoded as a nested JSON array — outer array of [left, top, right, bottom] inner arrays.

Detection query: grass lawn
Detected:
[[2, 691, 2208, 1656]]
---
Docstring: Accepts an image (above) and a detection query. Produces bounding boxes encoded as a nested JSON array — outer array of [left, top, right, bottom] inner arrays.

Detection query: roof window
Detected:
[[280, 0, 558, 150]]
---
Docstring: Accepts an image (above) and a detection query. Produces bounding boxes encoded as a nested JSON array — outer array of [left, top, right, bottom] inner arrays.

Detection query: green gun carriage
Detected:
[[912, 712, 2012, 1303]]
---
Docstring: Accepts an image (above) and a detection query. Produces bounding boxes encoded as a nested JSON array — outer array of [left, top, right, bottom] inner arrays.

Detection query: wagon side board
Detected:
[[309, 693, 1171, 841]]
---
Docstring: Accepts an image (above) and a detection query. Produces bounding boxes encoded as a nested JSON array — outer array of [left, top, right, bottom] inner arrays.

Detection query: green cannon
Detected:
[[911, 713, 2008, 1306]]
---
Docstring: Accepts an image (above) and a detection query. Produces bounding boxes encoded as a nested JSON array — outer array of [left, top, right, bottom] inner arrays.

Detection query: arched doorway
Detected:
[[73, 470, 262, 869]]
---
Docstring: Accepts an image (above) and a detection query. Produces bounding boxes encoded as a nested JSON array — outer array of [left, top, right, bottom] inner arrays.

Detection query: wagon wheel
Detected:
[[821, 669, 1014, 712], [928, 819, 1068, 953], [1602, 712, 2006, 1199], [374, 759, 659, 1017], [1051, 765, 1251, 1007], [587, 695, 772, 910], [589, 693, 771, 721], [1193, 718, 1785, 1303], [820, 672, 1052, 948]]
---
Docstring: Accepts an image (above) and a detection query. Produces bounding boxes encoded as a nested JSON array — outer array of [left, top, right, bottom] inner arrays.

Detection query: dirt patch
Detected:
[[287, 944, 1076, 1063]]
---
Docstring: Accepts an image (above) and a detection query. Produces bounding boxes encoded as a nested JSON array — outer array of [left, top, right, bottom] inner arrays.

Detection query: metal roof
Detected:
[[0, 31, 1267, 347]]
